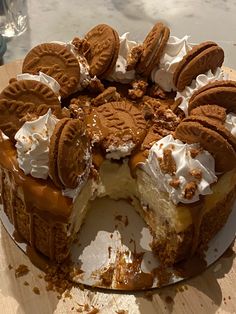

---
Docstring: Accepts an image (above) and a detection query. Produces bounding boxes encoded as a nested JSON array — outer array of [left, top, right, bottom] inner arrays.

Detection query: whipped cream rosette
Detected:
[[177, 68, 228, 116], [151, 35, 194, 92], [15, 109, 59, 179], [106, 32, 137, 83], [17, 72, 61, 98], [143, 134, 217, 204]]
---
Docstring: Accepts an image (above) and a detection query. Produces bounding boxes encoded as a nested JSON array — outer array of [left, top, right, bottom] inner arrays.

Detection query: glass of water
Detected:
[[0, 0, 28, 37]]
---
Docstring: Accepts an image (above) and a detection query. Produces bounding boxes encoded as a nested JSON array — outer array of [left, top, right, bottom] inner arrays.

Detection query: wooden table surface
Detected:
[[0, 61, 236, 314]]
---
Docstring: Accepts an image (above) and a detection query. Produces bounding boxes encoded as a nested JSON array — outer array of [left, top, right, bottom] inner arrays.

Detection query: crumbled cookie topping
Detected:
[[152, 108, 181, 137], [87, 77, 105, 94], [141, 96, 163, 121], [158, 148, 176, 175], [183, 181, 197, 200], [128, 79, 148, 100], [91, 87, 121, 106], [169, 178, 180, 189], [189, 147, 203, 158], [126, 45, 143, 71], [141, 125, 162, 151], [15, 264, 29, 278], [71, 37, 91, 56], [148, 84, 171, 100], [189, 168, 202, 180], [69, 96, 91, 117]]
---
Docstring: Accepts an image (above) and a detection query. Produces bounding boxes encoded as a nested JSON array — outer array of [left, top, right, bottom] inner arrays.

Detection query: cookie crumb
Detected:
[[71, 37, 90, 56], [8, 264, 13, 270], [23, 281, 29, 286], [169, 178, 180, 189], [87, 77, 105, 93], [159, 148, 176, 175], [126, 45, 143, 71], [149, 84, 170, 100], [183, 181, 197, 200], [33, 287, 40, 295], [189, 169, 202, 180], [189, 147, 202, 158], [15, 264, 29, 278], [91, 87, 120, 106], [128, 79, 148, 99]]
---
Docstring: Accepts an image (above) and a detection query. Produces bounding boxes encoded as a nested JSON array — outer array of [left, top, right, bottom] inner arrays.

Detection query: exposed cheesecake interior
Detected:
[[1, 134, 236, 266]]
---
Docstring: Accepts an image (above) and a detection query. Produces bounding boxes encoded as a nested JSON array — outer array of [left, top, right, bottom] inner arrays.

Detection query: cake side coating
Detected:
[[0, 135, 74, 261]]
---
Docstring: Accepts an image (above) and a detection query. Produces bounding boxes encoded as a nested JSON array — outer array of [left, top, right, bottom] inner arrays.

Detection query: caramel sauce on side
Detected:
[[0, 135, 73, 260], [0, 137, 72, 219]]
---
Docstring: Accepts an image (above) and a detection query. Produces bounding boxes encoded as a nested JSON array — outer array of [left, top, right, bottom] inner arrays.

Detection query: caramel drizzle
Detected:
[[0, 135, 72, 260], [188, 199, 205, 256]]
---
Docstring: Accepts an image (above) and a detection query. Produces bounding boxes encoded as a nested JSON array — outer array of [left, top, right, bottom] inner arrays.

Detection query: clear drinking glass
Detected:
[[0, 0, 28, 37]]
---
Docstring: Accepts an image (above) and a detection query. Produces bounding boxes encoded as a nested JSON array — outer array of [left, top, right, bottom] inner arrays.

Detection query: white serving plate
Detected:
[[0, 196, 235, 290]]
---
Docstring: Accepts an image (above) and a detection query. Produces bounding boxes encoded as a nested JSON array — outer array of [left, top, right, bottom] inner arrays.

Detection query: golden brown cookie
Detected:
[[22, 43, 81, 98], [136, 22, 170, 77], [88, 101, 147, 155], [84, 24, 120, 78], [0, 103, 64, 142], [183, 115, 236, 151], [188, 80, 236, 114], [49, 118, 70, 188], [0, 79, 63, 140], [0, 79, 61, 108], [175, 118, 236, 172], [49, 118, 91, 189], [190, 105, 226, 123], [0, 99, 35, 140], [173, 42, 224, 91]]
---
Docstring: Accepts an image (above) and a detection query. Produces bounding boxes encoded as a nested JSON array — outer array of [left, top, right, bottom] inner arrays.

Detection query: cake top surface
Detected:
[[0, 21, 236, 207]]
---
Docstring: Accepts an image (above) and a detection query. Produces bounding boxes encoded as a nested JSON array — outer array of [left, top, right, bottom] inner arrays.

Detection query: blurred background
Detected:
[[1, 0, 236, 68]]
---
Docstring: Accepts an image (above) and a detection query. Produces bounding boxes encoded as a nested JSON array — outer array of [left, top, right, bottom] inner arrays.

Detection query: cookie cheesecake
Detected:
[[0, 22, 236, 268]]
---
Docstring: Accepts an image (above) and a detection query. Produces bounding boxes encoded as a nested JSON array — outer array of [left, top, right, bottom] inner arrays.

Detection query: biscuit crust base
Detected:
[[0, 167, 73, 262]]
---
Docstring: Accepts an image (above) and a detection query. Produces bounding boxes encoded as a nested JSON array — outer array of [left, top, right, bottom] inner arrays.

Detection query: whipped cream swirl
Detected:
[[144, 134, 217, 204], [51, 41, 91, 90], [225, 112, 236, 137], [106, 33, 137, 83], [17, 72, 61, 97], [177, 68, 228, 116], [15, 109, 59, 179], [68, 42, 91, 90], [151, 35, 194, 92]]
